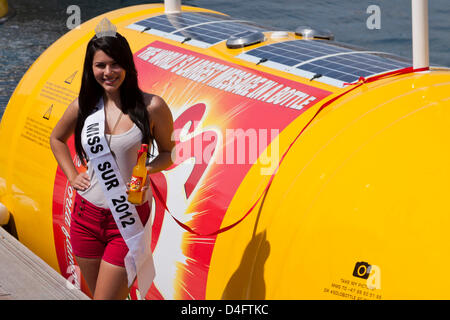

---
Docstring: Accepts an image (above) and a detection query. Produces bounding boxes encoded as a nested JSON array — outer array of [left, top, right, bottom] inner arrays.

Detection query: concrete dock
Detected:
[[0, 226, 89, 300]]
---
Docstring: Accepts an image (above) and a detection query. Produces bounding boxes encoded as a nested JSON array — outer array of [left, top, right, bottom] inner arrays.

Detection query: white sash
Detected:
[[81, 97, 155, 297]]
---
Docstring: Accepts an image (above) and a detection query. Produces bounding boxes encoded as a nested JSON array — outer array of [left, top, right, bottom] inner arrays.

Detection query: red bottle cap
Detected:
[[139, 144, 148, 153]]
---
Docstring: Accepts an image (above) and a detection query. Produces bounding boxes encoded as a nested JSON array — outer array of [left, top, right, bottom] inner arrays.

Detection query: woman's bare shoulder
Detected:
[[50, 97, 80, 139], [68, 97, 80, 112], [142, 93, 171, 122], [142, 92, 168, 112]]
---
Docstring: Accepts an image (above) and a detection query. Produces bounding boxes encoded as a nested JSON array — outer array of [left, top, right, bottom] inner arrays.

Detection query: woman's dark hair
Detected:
[[74, 32, 153, 166]]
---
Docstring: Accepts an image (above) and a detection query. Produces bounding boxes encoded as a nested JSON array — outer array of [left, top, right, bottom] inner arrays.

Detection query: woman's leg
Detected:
[[93, 201, 150, 300], [71, 193, 106, 297], [74, 256, 102, 298], [93, 259, 129, 300]]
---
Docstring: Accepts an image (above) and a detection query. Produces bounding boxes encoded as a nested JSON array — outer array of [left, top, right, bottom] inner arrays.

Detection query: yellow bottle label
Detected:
[[130, 176, 143, 191]]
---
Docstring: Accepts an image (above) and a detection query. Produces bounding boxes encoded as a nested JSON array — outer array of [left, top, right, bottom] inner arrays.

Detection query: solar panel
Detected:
[[237, 40, 411, 87], [173, 21, 266, 46], [127, 12, 268, 48]]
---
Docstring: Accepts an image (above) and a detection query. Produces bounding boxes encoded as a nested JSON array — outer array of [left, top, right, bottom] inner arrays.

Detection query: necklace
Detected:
[[106, 109, 123, 158]]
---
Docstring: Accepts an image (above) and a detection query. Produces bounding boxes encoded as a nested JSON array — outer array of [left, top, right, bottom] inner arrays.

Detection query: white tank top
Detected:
[[78, 123, 143, 208]]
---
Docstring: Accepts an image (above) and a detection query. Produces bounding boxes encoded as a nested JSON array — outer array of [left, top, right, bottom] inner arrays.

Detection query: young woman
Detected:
[[50, 26, 174, 299]]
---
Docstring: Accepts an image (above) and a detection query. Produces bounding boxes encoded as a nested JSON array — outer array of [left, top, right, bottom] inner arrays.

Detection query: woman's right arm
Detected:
[[49, 99, 90, 191]]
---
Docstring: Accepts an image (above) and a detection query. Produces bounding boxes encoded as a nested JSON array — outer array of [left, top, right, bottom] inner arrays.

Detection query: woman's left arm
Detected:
[[146, 95, 175, 174]]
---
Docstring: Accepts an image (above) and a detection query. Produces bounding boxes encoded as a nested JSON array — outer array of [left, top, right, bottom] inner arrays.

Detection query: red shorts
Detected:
[[70, 193, 150, 268]]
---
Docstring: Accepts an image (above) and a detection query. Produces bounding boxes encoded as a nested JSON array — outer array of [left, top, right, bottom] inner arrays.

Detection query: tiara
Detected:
[[95, 18, 117, 38]]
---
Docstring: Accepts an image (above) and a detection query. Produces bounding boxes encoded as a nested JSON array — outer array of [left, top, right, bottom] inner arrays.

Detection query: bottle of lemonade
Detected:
[[128, 144, 148, 204]]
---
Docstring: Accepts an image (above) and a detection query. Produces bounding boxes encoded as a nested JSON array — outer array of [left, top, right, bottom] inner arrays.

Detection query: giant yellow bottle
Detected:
[[128, 144, 148, 204]]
